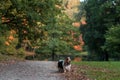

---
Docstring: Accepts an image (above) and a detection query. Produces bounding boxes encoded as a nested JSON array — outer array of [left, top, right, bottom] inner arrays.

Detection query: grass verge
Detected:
[[72, 61, 120, 80], [0, 54, 24, 62]]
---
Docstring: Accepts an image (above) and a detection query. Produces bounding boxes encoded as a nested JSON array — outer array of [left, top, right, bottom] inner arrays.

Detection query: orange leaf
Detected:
[[5, 41, 10, 46], [8, 35, 14, 40]]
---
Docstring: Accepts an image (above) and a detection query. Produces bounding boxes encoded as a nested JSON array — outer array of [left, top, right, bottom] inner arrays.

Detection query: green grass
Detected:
[[72, 61, 120, 80], [0, 54, 24, 62]]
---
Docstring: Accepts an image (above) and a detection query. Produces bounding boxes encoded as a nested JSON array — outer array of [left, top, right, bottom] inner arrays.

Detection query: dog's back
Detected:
[[58, 60, 64, 72]]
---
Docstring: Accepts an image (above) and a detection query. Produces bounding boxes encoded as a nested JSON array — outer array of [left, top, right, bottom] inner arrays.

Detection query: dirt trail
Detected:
[[0, 61, 65, 80]]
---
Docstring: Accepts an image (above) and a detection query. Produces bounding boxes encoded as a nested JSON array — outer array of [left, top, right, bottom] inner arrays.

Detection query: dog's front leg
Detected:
[[63, 66, 66, 73]]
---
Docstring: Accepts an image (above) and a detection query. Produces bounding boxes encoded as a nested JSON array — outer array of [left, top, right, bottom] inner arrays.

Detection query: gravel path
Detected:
[[0, 61, 65, 80]]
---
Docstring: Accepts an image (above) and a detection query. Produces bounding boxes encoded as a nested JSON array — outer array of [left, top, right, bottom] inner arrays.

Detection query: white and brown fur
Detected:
[[58, 57, 71, 73]]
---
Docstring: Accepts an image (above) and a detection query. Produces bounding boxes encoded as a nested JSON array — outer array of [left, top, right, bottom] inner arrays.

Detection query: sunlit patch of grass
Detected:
[[72, 61, 120, 80], [0, 54, 11, 61], [0, 54, 24, 62]]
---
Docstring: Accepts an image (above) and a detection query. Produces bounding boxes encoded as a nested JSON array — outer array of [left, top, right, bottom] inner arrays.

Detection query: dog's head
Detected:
[[64, 57, 71, 66], [67, 57, 71, 62]]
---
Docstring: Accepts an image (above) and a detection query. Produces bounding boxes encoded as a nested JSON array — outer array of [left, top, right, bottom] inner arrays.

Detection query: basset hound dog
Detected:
[[58, 57, 71, 73]]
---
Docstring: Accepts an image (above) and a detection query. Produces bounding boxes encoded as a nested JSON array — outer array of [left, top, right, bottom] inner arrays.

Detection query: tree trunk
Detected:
[[52, 49, 55, 61], [104, 52, 109, 61]]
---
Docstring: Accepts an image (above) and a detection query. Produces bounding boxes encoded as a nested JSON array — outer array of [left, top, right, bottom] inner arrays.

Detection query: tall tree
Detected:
[[104, 25, 120, 60], [80, 0, 120, 60], [35, 0, 81, 60], [103, 0, 120, 60], [1, 0, 81, 60], [80, 0, 106, 60]]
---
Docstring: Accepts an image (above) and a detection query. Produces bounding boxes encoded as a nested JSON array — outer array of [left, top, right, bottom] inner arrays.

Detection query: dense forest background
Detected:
[[0, 0, 120, 61], [80, 0, 120, 61]]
